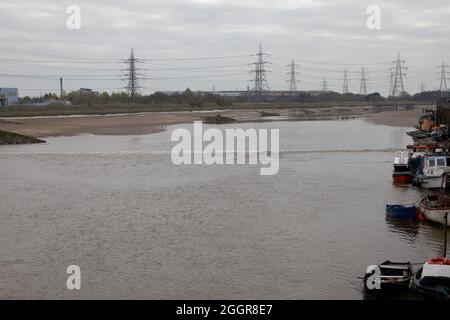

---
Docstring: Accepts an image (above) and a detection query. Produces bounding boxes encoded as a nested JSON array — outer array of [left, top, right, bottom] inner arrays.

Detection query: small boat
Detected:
[[363, 261, 413, 296], [412, 258, 450, 300], [392, 146, 436, 184], [392, 151, 413, 184], [413, 211, 450, 300], [406, 130, 429, 140], [417, 195, 450, 226], [414, 152, 450, 189], [385, 204, 417, 220]]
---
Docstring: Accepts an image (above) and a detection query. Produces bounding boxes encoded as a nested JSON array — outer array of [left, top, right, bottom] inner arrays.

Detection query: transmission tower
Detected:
[[359, 68, 368, 95], [391, 52, 407, 97], [437, 61, 449, 92], [286, 59, 299, 95], [342, 69, 349, 94], [321, 77, 328, 91], [249, 44, 270, 101], [388, 71, 394, 96], [420, 82, 425, 93], [123, 48, 143, 103]]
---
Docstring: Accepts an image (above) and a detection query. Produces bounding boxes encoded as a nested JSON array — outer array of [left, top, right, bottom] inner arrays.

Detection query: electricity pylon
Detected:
[[342, 69, 349, 94], [391, 52, 407, 97], [286, 59, 300, 95], [249, 44, 270, 101], [437, 62, 449, 92], [359, 68, 368, 95], [420, 82, 425, 93], [321, 77, 328, 91], [123, 48, 143, 103]]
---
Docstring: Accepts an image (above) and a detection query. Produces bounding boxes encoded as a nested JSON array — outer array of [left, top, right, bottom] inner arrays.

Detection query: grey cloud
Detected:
[[0, 0, 449, 95]]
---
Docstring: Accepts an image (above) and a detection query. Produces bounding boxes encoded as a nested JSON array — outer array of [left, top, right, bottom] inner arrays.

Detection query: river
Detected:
[[0, 119, 447, 299]]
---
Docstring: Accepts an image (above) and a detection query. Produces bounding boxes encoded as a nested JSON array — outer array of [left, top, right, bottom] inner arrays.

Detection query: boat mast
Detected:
[[444, 212, 448, 258], [434, 91, 437, 126]]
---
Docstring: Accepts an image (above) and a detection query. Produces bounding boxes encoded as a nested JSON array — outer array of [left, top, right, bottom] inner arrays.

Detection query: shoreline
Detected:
[[0, 106, 423, 138]]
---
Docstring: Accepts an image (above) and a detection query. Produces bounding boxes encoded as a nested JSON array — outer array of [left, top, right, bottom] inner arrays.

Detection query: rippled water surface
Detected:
[[0, 119, 448, 299]]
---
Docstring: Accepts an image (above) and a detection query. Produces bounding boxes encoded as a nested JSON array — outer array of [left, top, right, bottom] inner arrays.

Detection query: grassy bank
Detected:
[[0, 130, 46, 145], [0, 101, 429, 118]]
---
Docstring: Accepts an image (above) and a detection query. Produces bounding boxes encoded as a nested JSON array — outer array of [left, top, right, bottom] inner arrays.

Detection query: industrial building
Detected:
[[0, 88, 19, 106]]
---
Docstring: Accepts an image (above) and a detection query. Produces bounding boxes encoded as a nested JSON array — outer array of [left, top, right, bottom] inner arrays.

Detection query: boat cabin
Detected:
[[423, 155, 450, 177]]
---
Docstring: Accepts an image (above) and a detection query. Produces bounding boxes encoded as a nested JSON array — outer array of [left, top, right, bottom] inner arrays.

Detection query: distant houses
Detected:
[[78, 88, 100, 95], [0, 88, 19, 106]]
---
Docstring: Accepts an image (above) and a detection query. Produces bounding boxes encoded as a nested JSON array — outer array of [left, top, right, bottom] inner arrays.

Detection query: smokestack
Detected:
[[60, 77, 63, 99]]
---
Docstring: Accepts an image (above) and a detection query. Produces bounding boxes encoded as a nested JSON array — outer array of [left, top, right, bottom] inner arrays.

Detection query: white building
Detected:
[[78, 88, 99, 95], [0, 88, 19, 106]]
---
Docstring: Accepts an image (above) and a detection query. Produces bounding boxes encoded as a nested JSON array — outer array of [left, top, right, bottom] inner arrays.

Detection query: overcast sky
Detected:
[[1, 0, 450, 96]]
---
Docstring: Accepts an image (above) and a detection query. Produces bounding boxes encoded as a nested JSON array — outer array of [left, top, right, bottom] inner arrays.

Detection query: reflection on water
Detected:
[[0, 119, 449, 299], [385, 218, 421, 243]]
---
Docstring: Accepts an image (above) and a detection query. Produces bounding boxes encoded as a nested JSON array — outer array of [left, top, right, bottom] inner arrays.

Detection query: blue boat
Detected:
[[385, 204, 417, 220]]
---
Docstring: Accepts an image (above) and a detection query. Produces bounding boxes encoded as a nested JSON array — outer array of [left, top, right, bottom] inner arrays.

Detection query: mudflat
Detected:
[[0, 105, 423, 138]]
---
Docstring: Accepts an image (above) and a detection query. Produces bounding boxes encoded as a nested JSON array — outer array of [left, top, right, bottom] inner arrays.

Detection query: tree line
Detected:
[[19, 88, 448, 106]]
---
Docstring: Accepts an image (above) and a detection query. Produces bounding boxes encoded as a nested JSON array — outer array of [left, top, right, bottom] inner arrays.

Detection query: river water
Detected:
[[0, 119, 448, 299]]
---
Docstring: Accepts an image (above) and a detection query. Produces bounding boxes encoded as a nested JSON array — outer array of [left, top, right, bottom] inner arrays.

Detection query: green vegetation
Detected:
[[6, 87, 435, 118], [0, 100, 430, 118], [0, 130, 45, 145]]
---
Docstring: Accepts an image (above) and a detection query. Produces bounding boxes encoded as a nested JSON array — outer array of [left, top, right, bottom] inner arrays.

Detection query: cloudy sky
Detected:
[[1, 0, 450, 96]]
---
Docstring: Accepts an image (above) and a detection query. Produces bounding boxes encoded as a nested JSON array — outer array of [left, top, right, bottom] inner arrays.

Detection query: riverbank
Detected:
[[0, 105, 425, 138], [0, 130, 45, 145], [365, 107, 424, 127], [0, 101, 428, 118]]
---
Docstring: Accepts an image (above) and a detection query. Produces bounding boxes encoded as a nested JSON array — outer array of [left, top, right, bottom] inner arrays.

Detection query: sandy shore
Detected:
[[365, 107, 425, 128], [0, 105, 425, 138]]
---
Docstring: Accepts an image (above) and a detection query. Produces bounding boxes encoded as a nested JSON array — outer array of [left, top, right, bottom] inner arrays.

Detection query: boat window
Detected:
[[447, 157, 450, 165], [437, 158, 446, 166], [428, 159, 436, 167]]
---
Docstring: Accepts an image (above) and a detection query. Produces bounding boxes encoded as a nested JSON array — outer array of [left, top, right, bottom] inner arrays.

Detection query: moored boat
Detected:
[[417, 195, 450, 226], [363, 261, 413, 297], [392, 151, 413, 184], [413, 152, 450, 189], [412, 212, 450, 300], [412, 258, 450, 300], [385, 204, 417, 220]]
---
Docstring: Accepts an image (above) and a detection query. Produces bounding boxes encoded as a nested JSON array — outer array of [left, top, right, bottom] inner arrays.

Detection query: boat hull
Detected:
[[412, 267, 450, 300], [363, 261, 413, 297], [416, 176, 447, 189], [392, 173, 413, 184], [418, 204, 450, 226], [385, 205, 417, 220]]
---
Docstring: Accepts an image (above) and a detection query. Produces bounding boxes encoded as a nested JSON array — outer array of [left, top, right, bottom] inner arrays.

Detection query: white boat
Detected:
[[418, 195, 450, 226], [413, 258, 450, 299], [392, 151, 414, 183], [415, 153, 450, 189], [412, 212, 450, 300], [393, 151, 409, 171]]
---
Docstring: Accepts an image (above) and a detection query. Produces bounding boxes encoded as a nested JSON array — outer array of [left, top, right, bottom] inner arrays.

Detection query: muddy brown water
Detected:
[[0, 119, 448, 299]]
